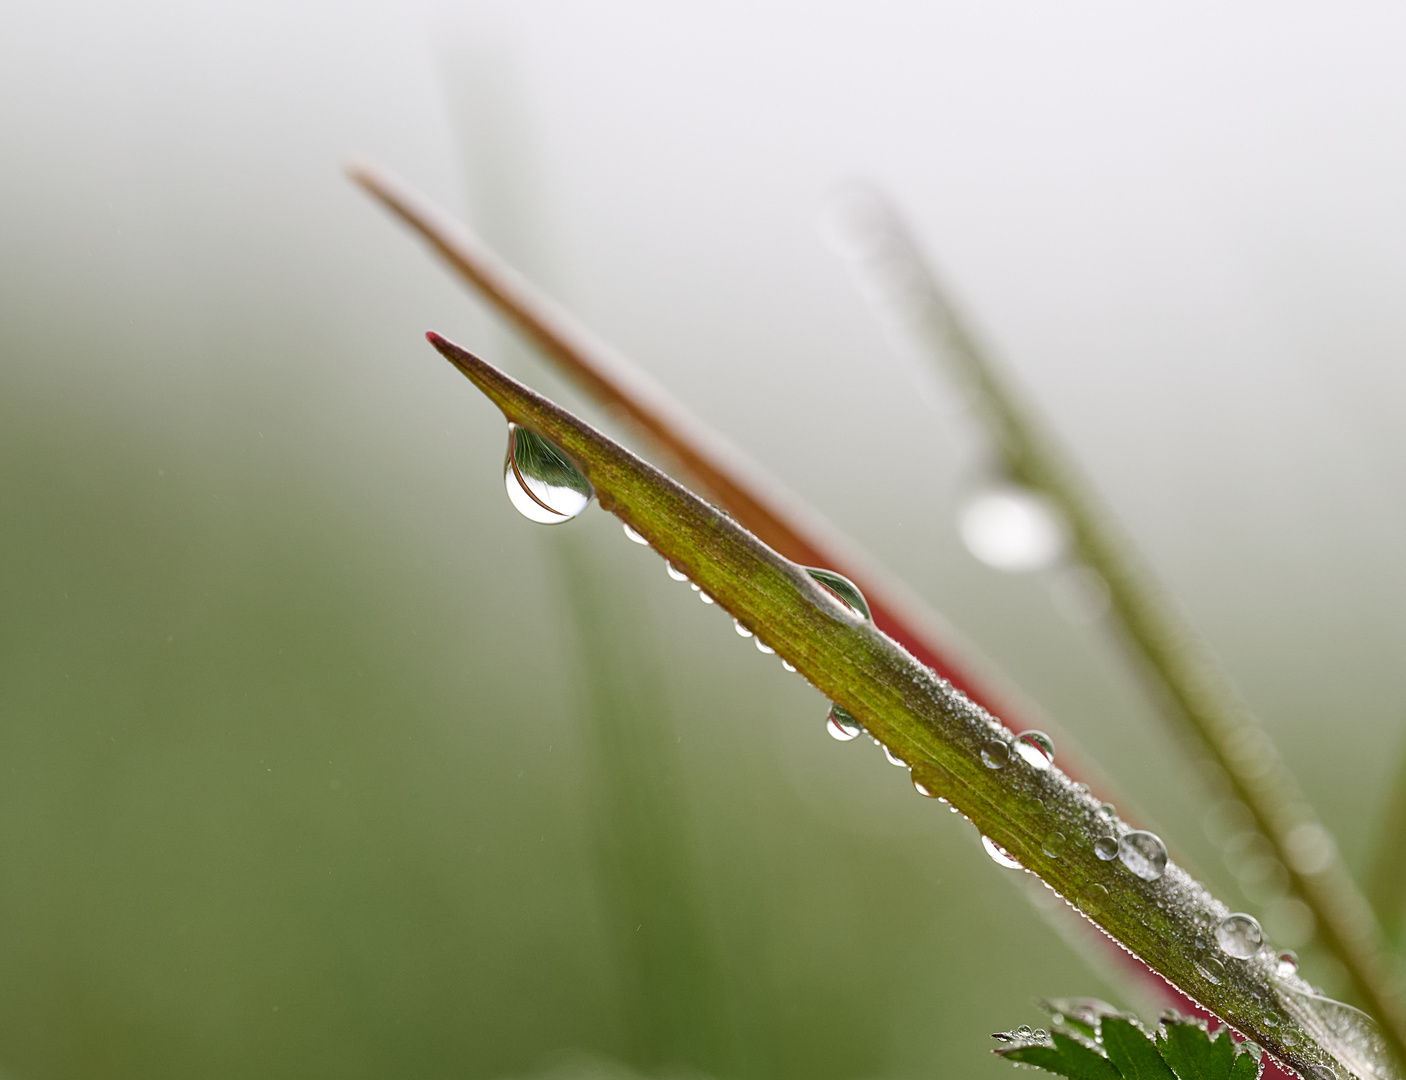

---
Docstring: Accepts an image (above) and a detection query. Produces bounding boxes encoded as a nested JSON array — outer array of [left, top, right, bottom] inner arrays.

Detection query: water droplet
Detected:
[[504, 424, 592, 524], [1276, 950, 1300, 978], [827, 705, 862, 741], [1017, 792, 1044, 817], [666, 563, 689, 582], [622, 523, 648, 545], [883, 745, 908, 768], [981, 740, 1010, 769], [1081, 883, 1110, 912], [1014, 730, 1055, 769], [734, 619, 753, 638], [1305, 1066, 1335, 1080], [1118, 831, 1168, 881], [698, 591, 714, 604], [1094, 836, 1119, 861], [1100, 803, 1116, 817], [754, 638, 775, 654], [1215, 913, 1263, 959], [958, 485, 1065, 572], [1042, 830, 1066, 858], [781, 660, 797, 673], [1073, 782, 1090, 796], [982, 836, 1022, 869], [1016, 1025, 1032, 1037], [1194, 956, 1225, 985], [804, 567, 871, 619]]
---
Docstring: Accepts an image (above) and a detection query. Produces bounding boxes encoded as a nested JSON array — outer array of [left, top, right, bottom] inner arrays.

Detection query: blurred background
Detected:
[[4, 2, 1406, 1077]]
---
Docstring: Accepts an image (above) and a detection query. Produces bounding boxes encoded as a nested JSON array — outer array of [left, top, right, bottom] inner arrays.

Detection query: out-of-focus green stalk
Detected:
[[422, 330, 1394, 1080], [826, 189, 1406, 1069], [1367, 729, 1406, 949]]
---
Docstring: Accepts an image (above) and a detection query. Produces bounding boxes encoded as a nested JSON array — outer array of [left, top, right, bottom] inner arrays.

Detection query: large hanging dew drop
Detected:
[[982, 835, 1023, 869], [1118, 831, 1168, 881], [1215, 913, 1263, 959], [805, 567, 872, 619], [827, 704, 863, 742], [504, 424, 593, 524], [957, 485, 1066, 572], [1014, 730, 1055, 770]]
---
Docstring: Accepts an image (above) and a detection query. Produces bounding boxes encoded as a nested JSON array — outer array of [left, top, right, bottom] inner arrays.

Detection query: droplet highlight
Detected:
[[622, 523, 648, 545], [781, 660, 796, 673], [1014, 730, 1055, 770], [958, 485, 1065, 572], [754, 638, 775, 654], [1094, 836, 1119, 861], [827, 705, 863, 742], [982, 836, 1022, 869], [698, 591, 714, 605], [504, 424, 592, 524], [1215, 913, 1263, 959], [883, 745, 908, 768], [1042, 830, 1066, 858], [733, 619, 753, 638], [666, 563, 689, 582], [980, 740, 1010, 769], [804, 567, 871, 619], [1118, 831, 1168, 881]]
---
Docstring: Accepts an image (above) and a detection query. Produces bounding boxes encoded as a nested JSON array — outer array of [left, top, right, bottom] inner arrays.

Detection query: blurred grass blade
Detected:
[[1367, 727, 1406, 948], [827, 186, 1406, 1066], [422, 330, 1393, 1080]]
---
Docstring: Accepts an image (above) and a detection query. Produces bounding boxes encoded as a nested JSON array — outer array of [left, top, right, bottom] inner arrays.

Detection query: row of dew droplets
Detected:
[[498, 438, 1380, 1080], [504, 424, 593, 524]]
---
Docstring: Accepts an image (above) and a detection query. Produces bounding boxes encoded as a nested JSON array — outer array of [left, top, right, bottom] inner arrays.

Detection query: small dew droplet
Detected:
[[781, 660, 797, 673], [1014, 730, 1055, 769], [981, 740, 1011, 769], [1194, 956, 1225, 985], [982, 836, 1022, 869], [1094, 836, 1119, 861], [666, 563, 689, 582], [622, 523, 648, 545], [1215, 913, 1263, 959], [698, 592, 714, 605], [504, 424, 593, 524], [1042, 830, 1066, 858], [1080, 883, 1110, 912], [827, 705, 863, 742], [1100, 803, 1116, 817], [1276, 950, 1299, 978], [1118, 831, 1168, 881], [958, 485, 1066, 572], [804, 567, 872, 619], [734, 619, 753, 638], [883, 745, 908, 768], [913, 777, 938, 798], [754, 638, 775, 654], [1305, 1065, 1336, 1080]]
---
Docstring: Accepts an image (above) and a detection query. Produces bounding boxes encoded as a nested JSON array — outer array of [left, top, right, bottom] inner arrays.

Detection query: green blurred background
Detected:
[[4, 2, 1406, 1077]]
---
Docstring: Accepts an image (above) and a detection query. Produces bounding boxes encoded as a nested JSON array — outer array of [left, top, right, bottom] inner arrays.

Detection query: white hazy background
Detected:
[[3, 1, 1406, 1077]]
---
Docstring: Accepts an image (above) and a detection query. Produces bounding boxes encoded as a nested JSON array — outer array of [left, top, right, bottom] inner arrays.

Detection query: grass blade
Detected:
[[830, 187, 1406, 1067], [1367, 728, 1406, 948], [423, 329, 1395, 1080]]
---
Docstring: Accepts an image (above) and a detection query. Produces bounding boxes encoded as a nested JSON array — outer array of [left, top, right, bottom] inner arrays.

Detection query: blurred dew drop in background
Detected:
[[4, 1, 1406, 1079]]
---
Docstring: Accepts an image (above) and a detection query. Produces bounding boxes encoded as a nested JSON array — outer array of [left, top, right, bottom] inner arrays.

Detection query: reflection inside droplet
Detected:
[[980, 740, 1010, 769], [827, 704, 862, 741], [1014, 730, 1055, 770], [804, 567, 872, 619], [503, 424, 592, 524], [958, 485, 1065, 572], [982, 835, 1022, 869]]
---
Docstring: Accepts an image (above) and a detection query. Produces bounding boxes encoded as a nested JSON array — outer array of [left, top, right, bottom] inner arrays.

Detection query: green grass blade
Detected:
[[832, 189, 1406, 1067], [1367, 728, 1406, 948], [422, 330, 1395, 1080]]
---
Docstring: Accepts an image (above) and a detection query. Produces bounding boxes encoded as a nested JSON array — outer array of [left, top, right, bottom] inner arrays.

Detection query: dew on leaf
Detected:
[[733, 619, 753, 638], [504, 424, 592, 524], [754, 638, 775, 654], [1118, 831, 1167, 881], [1276, 950, 1300, 978], [666, 563, 689, 582], [981, 739, 1011, 769], [1042, 830, 1066, 858], [804, 567, 871, 619], [1215, 913, 1263, 959], [622, 523, 648, 545], [958, 485, 1065, 572], [781, 660, 797, 673], [883, 745, 908, 768], [983, 835, 1022, 869], [1094, 836, 1119, 861], [698, 591, 714, 604], [827, 705, 862, 742], [1014, 730, 1055, 769]]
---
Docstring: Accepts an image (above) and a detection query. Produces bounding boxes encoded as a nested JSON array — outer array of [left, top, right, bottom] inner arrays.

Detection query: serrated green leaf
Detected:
[[1157, 1020, 1235, 1080], [1101, 1018, 1177, 1080], [1040, 999, 1123, 1041], [999, 1033, 1123, 1080], [1227, 1048, 1262, 1080]]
